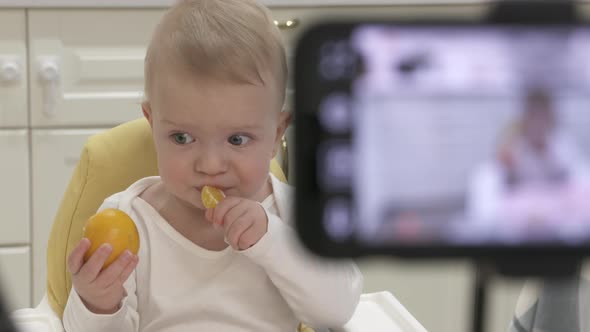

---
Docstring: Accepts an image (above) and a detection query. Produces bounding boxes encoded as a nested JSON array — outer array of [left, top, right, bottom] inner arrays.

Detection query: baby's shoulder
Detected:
[[101, 176, 162, 210], [270, 174, 294, 197], [138, 179, 166, 211]]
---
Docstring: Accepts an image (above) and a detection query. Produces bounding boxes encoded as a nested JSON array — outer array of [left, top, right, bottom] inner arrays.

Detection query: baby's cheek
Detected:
[[168, 166, 187, 183], [243, 161, 273, 195], [160, 159, 188, 186]]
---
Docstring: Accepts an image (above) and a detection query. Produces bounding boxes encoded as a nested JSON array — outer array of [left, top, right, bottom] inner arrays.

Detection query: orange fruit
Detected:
[[201, 186, 225, 209], [83, 208, 140, 269]]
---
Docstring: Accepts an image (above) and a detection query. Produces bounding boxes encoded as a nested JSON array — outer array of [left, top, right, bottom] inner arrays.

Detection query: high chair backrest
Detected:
[[46, 118, 287, 319]]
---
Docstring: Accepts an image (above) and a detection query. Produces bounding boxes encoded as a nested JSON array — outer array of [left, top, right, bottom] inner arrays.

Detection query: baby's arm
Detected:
[[241, 211, 363, 329], [62, 198, 140, 332]]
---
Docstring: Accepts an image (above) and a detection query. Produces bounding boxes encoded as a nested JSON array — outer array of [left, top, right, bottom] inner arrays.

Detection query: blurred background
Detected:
[[2, 1, 590, 331]]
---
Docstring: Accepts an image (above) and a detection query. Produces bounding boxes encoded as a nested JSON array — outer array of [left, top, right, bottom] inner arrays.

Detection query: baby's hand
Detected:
[[67, 238, 139, 314], [205, 197, 268, 250]]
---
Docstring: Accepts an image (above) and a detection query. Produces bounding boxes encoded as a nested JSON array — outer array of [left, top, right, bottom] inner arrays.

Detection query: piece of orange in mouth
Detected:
[[201, 186, 225, 209]]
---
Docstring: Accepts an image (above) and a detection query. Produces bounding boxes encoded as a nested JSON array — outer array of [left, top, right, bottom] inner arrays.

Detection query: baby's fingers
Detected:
[[95, 250, 136, 288], [77, 244, 113, 283], [67, 238, 91, 275], [211, 197, 241, 226], [118, 255, 139, 285], [227, 217, 253, 250]]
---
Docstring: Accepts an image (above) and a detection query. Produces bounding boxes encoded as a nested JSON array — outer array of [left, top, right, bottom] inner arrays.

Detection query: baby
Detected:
[[62, 0, 363, 331]]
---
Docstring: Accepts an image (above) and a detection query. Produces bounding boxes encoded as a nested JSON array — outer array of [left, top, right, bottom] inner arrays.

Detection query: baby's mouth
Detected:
[[197, 185, 229, 192]]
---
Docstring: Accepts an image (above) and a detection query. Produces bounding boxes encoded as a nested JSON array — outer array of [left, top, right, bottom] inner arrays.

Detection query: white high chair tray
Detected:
[[12, 292, 428, 332], [338, 292, 428, 332]]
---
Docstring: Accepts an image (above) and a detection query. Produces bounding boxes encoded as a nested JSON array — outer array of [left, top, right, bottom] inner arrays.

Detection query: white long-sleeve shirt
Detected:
[[63, 174, 363, 332]]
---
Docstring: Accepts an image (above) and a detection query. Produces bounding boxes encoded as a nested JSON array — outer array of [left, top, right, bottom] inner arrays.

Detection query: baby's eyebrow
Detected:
[[226, 124, 263, 131], [162, 118, 186, 127], [161, 118, 183, 126]]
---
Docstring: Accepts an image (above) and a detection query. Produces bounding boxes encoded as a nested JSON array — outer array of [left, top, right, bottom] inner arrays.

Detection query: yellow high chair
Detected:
[[11, 118, 427, 332]]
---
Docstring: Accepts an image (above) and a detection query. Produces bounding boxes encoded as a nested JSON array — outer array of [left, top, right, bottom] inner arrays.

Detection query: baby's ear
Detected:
[[272, 111, 292, 157], [142, 101, 153, 128], [277, 111, 292, 136]]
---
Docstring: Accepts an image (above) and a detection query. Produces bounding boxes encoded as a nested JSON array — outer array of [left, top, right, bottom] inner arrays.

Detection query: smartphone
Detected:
[[294, 4, 590, 263]]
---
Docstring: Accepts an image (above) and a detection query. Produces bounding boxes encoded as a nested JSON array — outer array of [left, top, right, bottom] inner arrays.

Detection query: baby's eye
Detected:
[[171, 133, 195, 145], [228, 135, 251, 146]]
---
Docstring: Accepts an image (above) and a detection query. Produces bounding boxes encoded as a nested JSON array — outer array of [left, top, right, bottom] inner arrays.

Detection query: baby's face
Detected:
[[144, 71, 288, 210]]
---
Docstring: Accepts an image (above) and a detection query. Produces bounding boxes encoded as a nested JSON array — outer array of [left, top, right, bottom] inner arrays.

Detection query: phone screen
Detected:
[[296, 23, 590, 252]]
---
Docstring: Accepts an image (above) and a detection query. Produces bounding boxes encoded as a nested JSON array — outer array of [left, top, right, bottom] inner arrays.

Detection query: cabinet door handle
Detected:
[[0, 58, 21, 82], [37, 56, 61, 117], [274, 18, 300, 30]]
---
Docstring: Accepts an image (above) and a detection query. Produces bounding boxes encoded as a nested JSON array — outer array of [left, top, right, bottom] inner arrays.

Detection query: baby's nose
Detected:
[[194, 148, 228, 175]]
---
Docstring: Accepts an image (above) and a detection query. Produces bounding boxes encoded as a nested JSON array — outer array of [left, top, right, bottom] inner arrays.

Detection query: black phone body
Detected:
[[294, 2, 590, 271]]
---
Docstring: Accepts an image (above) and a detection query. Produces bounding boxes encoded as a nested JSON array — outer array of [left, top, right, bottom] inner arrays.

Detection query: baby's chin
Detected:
[[183, 199, 207, 213]]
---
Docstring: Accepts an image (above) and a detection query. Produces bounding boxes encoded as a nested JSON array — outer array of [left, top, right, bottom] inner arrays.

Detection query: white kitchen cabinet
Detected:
[[31, 129, 105, 303], [488, 278, 525, 332], [360, 259, 525, 332], [359, 259, 473, 332], [0, 4, 527, 332], [272, 4, 486, 183], [0, 10, 27, 128], [0, 130, 29, 245], [28, 10, 164, 128], [0, 0, 491, 7], [0, 247, 31, 311], [271, 5, 486, 53]]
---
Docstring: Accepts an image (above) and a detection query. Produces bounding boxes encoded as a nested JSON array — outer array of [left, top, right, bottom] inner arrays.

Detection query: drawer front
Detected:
[[28, 9, 166, 127], [31, 129, 104, 303], [0, 130, 30, 245], [0, 247, 31, 311]]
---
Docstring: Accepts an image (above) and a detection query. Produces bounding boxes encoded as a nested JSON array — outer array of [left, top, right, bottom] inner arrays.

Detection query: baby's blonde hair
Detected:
[[144, 0, 287, 107]]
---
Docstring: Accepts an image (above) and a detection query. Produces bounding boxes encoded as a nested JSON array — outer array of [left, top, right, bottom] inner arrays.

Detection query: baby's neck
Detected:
[[142, 181, 228, 251]]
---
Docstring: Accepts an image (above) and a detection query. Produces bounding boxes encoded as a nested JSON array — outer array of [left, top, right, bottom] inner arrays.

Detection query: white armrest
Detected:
[[11, 295, 64, 332], [336, 291, 428, 332]]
